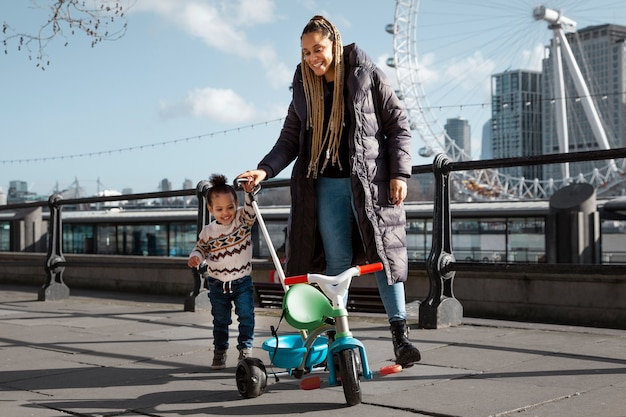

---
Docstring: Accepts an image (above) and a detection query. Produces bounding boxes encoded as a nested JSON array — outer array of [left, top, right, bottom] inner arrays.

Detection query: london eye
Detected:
[[388, 0, 626, 199]]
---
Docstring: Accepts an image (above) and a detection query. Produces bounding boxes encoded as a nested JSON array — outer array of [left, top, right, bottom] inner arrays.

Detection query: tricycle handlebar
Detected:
[[283, 274, 309, 286], [283, 262, 383, 286], [357, 262, 384, 275]]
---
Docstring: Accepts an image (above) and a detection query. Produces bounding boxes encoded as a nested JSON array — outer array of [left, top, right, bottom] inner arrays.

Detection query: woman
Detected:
[[238, 15, 420, 367]]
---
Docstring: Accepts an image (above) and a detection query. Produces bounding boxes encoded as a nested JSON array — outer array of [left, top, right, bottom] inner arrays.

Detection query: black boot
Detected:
[[390, 320, 421, 368]]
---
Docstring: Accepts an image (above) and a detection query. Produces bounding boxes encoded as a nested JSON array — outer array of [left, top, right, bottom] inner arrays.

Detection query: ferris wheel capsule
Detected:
[[418, 146, 434, 158]]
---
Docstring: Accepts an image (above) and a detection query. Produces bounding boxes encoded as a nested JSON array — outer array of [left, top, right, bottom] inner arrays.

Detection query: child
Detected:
[[188, 174, 257, 370]]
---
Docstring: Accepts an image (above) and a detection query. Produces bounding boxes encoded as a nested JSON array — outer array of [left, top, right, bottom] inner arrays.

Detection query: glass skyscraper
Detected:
[[541, 24, 626, 182], [490, 70, 543, 180]]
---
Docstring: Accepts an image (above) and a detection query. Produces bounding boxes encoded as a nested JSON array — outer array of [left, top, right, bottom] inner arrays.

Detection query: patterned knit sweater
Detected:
[[188, 194, 256, 282]]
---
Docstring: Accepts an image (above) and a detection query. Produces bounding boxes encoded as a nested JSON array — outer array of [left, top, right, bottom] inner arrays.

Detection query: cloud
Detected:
[[158, 87, 257, 123], [132, 0, 290, 88], [446, 52, 495, 91], [414, 52, 440, 84], [230, 0, 276, 26], [521, 42, 546, 72]]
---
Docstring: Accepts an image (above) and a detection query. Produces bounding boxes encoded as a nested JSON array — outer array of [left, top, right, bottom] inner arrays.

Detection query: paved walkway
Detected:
[[1, 284, 625, 417]]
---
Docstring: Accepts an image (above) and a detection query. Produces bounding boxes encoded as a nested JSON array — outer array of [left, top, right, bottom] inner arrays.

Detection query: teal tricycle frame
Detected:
[[275, 263, 383, 386]]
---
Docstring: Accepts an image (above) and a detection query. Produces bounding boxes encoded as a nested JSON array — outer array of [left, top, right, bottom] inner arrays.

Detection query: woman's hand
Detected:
[[236, 169, 268, 187], [389, 179, 407, 206]]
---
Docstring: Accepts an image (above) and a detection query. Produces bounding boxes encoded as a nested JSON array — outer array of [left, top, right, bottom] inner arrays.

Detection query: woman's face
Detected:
[[301, 31, 335, 82]]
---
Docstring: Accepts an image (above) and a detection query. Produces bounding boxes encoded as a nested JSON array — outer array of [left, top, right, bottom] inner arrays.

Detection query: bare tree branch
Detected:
[[3, 0, 135, 70]]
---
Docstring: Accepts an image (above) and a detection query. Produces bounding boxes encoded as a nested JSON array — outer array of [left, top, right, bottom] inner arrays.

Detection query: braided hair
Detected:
[[301, 15, 345, 178]]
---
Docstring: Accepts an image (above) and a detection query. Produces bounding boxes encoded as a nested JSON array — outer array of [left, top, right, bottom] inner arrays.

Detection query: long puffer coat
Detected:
[[257, 43, 412, 285]]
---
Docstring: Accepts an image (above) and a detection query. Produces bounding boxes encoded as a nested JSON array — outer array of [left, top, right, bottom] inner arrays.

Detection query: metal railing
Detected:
[[418, 147, 626, 328], [2, 148, 626, 329]]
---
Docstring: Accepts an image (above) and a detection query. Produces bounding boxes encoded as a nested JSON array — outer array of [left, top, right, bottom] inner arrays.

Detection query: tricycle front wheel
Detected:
[[338, 349, 362, 406]]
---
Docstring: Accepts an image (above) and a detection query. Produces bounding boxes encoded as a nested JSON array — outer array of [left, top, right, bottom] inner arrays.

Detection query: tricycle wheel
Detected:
[[338, 349, 362, 406], [235, 357, 267, 398]]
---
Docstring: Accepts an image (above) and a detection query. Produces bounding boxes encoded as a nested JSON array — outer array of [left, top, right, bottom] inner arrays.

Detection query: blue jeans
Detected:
[[207, 275, 255, 351], [315, 176, 407, 322]]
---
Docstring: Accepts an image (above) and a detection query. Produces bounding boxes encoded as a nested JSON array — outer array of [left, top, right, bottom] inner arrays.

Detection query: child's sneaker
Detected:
[[238, 348, 252, 361], [211, 349, 227, 370]]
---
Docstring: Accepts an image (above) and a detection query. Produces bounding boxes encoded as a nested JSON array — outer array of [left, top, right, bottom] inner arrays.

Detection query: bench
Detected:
[[253, 282, 385, 314], [253, 282, 286, 309]]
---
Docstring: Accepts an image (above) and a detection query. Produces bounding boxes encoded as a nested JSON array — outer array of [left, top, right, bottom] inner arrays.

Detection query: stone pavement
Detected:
[[1, 283, 625, 417]]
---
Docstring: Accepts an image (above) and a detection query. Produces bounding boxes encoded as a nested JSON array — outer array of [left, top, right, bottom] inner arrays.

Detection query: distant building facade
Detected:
[[182, 178, 194, 190], [541, 24, 626, 181], [7, 180, 41, 204], [444, 117, 471, 160], [481, 119, 493, 160], [491, 70, 543, 180]]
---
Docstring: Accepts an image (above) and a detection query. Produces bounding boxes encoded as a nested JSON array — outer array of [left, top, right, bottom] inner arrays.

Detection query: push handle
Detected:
[[284, 274, 309, 286], [234, 177, 261, 196], [357, 262, 383, 275]]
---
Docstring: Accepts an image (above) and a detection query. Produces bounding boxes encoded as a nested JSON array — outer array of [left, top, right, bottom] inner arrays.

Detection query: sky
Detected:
[[2, 0, 626, 197]]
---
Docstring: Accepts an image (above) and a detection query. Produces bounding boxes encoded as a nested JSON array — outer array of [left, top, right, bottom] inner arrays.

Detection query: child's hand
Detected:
[[241, 179, 255, 193], [188, 256, 201, 268]]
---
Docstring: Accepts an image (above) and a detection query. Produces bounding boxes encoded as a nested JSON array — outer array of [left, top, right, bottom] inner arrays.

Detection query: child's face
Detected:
[[208, 192, 237, 226]]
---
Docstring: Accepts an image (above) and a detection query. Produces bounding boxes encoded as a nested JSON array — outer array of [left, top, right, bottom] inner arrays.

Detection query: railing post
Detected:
[[184, 180, 212, 312], [38, 194, 70, 301], [419, 154, 463, 328]]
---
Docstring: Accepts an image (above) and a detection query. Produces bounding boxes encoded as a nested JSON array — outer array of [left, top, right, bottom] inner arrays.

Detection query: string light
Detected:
[[415, 90, 623, 112], [1, 117, 285, 165], [2, 89, 621, 166]]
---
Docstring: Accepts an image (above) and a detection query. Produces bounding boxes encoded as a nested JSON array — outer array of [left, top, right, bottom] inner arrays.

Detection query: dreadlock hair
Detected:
[[206, 174, 237, 207], [301, 15, 345, 178]]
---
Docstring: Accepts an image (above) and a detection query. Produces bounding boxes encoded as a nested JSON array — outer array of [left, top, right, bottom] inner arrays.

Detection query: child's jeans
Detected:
[[207, 275, 255, 351]]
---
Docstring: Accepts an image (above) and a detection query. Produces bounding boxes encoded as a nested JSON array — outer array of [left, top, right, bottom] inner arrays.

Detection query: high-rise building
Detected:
[[541, 24, 626, 181], [159, 178, 172, 206], [444, 117, 471, 160], [160, 178, 172, 192], [491, 70, 543, 180], [480, 119, 493, 160], [182, 178, 194, 190], [7, 180, 40, 204]]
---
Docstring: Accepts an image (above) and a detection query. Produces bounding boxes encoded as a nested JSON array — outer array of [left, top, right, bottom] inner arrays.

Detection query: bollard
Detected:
[[38, 194, 70, 301], [547, 182, 600, 264], [419, 154, 463, 329], [184, 180, 212, 312]]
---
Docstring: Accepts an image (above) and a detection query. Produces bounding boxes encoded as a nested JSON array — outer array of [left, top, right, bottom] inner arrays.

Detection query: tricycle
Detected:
[[234, 179, 401, 406]]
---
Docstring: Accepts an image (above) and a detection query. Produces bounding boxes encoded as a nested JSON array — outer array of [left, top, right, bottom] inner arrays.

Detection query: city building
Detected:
[[541, 24, 626, 181], [444, 117, 471, 160], [182, 178, 194, 190], [480, 119, 492, 160], [6, 180, 41, 204], [160, 178, 172, 192], [491, 70, 543, 180]]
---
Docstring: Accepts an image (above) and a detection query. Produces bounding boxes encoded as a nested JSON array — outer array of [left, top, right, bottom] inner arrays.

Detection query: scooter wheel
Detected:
[[235, 357, 267, 398]]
